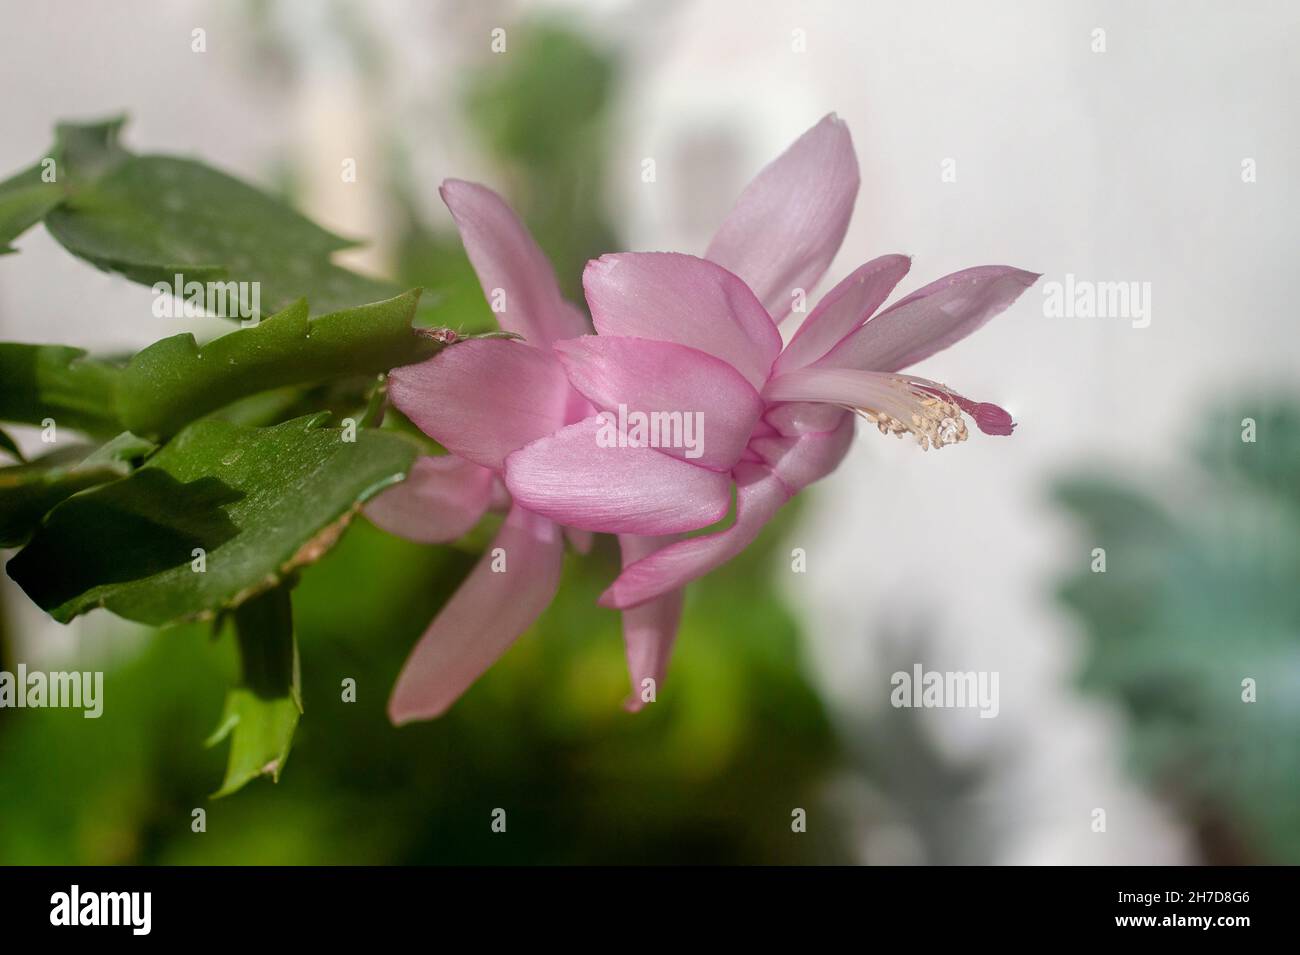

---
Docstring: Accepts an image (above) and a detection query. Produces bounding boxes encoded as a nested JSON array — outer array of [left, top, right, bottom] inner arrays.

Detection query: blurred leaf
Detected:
[[0, 620, 233, 864], [207, 585, 302, 797], [1198, 400, 1300, 508], [1054, 394, 1300, 863], [0, 431, 154, 547], [0, 426, 21, 461], [460, 20, 618, 303], [464, 22, 613, 166], [6, 414, 415, 625], [49, 116, 130, 182], [0, 118, 127, 252], [0, 343, 121, 434], [1052, 476, 1180, 543], [0, 165, 64, 254]]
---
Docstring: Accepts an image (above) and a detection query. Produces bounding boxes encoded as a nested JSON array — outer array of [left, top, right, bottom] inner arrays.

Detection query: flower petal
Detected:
[[598, 463, 788, 609], [440, 178, 588, 346], [553, 335, 765, 472], [598, 412, 856, 610], [389, 339, 575, 471], [774, 254, 912, 373], [748, 411, 856, 493], [364, 455, 495, 544], [504, 416, 732, 535], [388, 505, 564, 723], [817, 265, 1040, 372], [617, 534, 684, 712], [583, 252, 781, 390], [705, 114, 860, 322], [565, 526, 594, 554], [764, 401, 848, 437]]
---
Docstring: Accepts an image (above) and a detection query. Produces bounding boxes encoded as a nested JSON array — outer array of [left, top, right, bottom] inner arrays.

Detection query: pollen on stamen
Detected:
[[855, 391, 969, 452]]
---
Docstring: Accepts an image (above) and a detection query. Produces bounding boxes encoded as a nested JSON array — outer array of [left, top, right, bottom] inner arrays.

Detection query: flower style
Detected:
[[498, 115, 1039, 701]]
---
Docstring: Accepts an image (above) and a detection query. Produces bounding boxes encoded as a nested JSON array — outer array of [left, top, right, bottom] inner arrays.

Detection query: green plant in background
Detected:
[[461, 20, 619, 303], [0, 502, 846, 864], [387, 19, 619, 333], [1054, 398, 1300, 864], [0, 18, 851, 861]]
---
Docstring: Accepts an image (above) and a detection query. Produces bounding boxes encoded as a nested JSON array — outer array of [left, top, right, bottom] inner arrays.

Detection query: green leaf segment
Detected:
[[0, 117, 478, 794]]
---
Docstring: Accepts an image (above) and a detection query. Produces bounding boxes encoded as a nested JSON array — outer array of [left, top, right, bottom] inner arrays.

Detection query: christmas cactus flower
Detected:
[[500, 115, 1039, 699], [375, 116, 1037, 721]]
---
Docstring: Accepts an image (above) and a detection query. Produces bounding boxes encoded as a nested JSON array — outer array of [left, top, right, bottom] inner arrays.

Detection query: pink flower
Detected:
[[366, 180, 599, 724], [499, 115, 1039, 699], [376, 115, 1037, 722]]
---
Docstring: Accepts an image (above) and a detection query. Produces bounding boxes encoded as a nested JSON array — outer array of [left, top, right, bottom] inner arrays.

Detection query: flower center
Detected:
[[762, 368, 996, 452], [856, 387, 968, 451]]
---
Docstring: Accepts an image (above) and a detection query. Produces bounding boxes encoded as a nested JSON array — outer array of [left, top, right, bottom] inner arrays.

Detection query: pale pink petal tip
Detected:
[[617, 536, 684, 712], [438, 178, 587, 346], [818, 264, 1040, 374], [704, 114, 859, 322], [598, 464, 790, 609], [364, 455, 494, 544], [387, 506, 564, 724]]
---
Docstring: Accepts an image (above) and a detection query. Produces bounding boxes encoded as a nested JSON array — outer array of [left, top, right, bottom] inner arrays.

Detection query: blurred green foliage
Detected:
[[461, 21, 619, 303], [0, 506, 846, 864], [1055, 398, 1300, 863], [391, 20, 619, 332]]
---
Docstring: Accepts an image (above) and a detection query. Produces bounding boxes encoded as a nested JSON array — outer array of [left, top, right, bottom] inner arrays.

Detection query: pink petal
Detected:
[[364, 454, 495, 544], [817, 265, 1040, 373], [774, 254, 912, 374], [617, 534, 684, 712], [503, 416, 732, 535], [596, 409, 857, 611], [565, 526, 595, 554], [388, 505, 564, 723], [705, 114, 860, 323], [749, 411, 856, 493], [598, 463, 788, 609], [764, 401, 849, 437], [583, 252, 781, 390], [440, 179, 588, 346], [389, 339, 575, 471], [553, 335, 765, 472]]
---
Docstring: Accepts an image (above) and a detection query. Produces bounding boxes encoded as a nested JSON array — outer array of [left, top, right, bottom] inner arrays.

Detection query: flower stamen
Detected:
[[762, 366, 1014, 449], [855, 383, 968, 451]]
